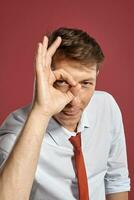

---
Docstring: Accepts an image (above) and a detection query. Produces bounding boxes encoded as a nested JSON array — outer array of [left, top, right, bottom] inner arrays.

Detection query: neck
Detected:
[[63, 124, 78, 132]]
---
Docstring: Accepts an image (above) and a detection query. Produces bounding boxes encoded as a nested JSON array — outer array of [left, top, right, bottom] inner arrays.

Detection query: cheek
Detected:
[[80, 88, 95, 106]]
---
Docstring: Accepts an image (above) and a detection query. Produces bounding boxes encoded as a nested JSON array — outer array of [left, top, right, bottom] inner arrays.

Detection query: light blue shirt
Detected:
[[0, 91, 130, 200]]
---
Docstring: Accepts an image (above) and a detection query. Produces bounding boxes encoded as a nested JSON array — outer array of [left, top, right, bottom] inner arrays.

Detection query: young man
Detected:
[[0, 27, 130, 200]]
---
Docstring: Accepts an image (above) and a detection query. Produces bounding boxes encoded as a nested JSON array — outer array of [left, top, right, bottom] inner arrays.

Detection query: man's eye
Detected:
[[55, 80, 68, 86], [82, 82, 93, 87]]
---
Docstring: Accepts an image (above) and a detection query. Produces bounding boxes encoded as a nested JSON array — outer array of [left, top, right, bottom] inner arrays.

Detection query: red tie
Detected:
[[69, 132, 89, 200]]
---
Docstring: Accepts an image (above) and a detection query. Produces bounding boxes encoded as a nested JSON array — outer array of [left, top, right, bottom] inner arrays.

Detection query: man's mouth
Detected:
[[62, 109, 81, 116]]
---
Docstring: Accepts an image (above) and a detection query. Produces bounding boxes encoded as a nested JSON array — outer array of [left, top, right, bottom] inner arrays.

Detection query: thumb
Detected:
[[64, 90, 74, 104], [70, 83, 81, 96], [64, 83, 81, 104]]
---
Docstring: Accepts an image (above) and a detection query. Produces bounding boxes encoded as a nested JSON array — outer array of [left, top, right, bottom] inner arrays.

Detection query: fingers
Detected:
[[65, 90, 74, 103], [35, 43, 43, 72], [70, 84, 81, 97], [45, 37, 62, 67], [54, 68, 82, 97], [53, 69, 76, 86], [36, 36, 61, 71], [47, 36, 62, 57], [42, 36, 48, 66], [63, 83, 81, 104]]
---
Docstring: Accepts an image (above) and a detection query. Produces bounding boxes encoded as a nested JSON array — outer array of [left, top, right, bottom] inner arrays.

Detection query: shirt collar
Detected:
[[46, 104, 90, 133], [46, 105, 91, 146]]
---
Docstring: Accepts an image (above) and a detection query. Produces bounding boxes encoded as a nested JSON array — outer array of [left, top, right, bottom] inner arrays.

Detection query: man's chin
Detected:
[[53, 110, 82, 126], [53, 112, 81, 131]]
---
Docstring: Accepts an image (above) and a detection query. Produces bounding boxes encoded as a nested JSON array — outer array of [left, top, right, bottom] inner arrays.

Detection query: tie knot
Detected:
[[69, 132, 81, 151]]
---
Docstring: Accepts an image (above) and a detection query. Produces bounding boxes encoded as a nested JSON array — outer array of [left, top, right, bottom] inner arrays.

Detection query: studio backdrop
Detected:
[[0, 0, 134, 199]]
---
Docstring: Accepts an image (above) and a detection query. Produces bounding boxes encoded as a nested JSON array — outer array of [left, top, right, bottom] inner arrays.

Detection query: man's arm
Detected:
[[0, 110, 50, 200], [0, 36, 80, 200], [106, 191, 128, 200], [104, 94, 130, 200]]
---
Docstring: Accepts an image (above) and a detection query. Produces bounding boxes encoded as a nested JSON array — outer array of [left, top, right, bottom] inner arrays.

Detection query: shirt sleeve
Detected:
[[0, 110, 25, 170], [104, 93, 131, 194]]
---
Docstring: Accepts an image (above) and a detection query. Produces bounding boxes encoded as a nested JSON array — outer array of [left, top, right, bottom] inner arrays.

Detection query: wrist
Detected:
[[29, 106, 51, 121]]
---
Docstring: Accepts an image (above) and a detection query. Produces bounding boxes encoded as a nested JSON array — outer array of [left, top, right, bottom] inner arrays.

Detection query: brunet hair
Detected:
[[47, 27, 104, 70]]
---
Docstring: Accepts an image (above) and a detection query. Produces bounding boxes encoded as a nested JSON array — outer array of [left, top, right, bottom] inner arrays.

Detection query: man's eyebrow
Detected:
[[80, 78, 96, 82]]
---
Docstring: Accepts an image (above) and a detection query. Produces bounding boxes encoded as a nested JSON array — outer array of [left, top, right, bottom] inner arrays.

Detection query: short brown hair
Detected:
[[48, 27, 104, 70]]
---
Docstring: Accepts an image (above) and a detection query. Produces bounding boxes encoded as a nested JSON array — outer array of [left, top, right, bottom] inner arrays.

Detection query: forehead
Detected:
[[53, 59, 97, 81]]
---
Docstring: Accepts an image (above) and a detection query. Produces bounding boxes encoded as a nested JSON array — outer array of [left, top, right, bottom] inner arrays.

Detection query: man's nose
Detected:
[[69, 95, 81, 106], [69, 83, 81, 106]]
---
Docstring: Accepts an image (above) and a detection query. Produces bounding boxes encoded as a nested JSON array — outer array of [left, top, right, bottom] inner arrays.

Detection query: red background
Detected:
[[0, 0, 134, 198]]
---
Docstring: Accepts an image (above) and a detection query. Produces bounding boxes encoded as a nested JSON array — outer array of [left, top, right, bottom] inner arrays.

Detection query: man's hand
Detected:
[[32, 36, 81, 117]]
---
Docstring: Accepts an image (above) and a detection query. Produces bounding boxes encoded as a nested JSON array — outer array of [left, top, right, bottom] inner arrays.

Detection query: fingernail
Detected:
[[57, 36, 62, 41]]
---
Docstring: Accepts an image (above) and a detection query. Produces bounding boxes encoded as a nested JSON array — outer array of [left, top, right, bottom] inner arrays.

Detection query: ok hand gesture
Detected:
[[32, 36, 81, 118]]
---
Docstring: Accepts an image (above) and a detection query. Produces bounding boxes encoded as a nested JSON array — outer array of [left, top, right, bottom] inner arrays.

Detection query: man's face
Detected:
[[53, 59, 98, 131]]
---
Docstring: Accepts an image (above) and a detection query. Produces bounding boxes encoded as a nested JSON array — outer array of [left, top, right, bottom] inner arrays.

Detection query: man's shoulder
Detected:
[[83, 90, 122, 131], [86, 90, 120, 116], [0, 103, 32, 134], [86, 90, 122, 119], [90, 90, 116, 106], [93, 90, 114, 99], [12, 103, 32, 120], [9, 103, 32, 122]]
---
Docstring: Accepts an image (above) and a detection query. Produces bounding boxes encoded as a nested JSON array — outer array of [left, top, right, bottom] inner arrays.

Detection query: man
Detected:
[[0, 27, 130, 200]]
